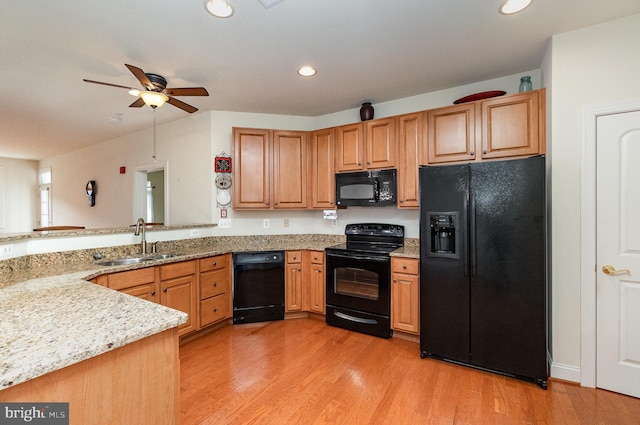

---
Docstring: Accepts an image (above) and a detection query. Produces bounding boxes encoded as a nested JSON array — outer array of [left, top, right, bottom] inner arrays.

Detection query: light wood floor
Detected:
[[179, 318, 640, 424]]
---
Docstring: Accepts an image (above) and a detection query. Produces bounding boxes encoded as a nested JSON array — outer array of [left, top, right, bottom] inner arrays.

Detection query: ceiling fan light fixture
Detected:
[[297, 66, 317, 77], [139, 91, 169, 108], [128, 89, 141, 97], [499, 0, 532, 14], [205, 0, 234, 18]]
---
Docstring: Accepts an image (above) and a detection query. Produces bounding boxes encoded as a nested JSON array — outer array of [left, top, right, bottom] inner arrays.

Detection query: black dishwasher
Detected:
[[232, 251, 285, 324]]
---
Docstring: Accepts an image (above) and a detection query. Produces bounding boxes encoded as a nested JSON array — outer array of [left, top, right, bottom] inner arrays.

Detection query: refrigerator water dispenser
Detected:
[[428, 213, 459, 258]]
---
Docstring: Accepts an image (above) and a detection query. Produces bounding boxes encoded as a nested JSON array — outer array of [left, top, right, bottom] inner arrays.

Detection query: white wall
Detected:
[[0, 157, 38, 233], [547, 13, 640, 379]]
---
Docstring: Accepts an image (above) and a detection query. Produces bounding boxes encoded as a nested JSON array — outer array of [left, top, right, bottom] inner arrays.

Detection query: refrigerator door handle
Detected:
[[470, 192, 477, 278], [463, 194, 469, 277]]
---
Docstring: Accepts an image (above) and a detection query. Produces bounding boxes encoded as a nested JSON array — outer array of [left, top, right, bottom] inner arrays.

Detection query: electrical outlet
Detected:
[[263, 219, 270, 228], [190, 229, 200, 237], [332, 220, 338, 228], [1, 244, 14, 256], [283, 218, 289, 228], [219, 219, 231, 228]]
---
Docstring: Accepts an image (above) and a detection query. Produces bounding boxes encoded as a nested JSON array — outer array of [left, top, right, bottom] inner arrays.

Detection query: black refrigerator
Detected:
[[419, 155, 548, 389]]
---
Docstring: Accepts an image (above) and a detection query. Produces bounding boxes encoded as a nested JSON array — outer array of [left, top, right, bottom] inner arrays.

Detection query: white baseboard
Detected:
[[550, 361, 581, 383]]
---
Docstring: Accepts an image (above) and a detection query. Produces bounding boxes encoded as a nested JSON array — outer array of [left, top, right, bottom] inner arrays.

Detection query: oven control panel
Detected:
[[345, 223, 404, 237]]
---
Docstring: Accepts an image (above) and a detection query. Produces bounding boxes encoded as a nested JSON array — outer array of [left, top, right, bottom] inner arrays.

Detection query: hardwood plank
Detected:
[[180, 319, 640, 425]]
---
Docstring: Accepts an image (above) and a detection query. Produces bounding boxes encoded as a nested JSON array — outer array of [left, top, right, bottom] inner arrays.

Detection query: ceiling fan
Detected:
[[83, 64, 209, 113]]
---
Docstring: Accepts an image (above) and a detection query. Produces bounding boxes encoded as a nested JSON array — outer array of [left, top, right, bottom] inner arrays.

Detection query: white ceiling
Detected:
[[2, 1, 639, 160]]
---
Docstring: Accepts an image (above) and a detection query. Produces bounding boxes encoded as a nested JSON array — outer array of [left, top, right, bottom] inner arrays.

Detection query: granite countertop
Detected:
[[0, 234, 418, 390]]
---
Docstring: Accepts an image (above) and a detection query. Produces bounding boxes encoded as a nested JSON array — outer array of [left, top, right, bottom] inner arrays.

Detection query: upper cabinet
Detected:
[[335, 117, 397, 172], [233, 128, 308, 210], [309, 128, 336, 209], [425, 89, 545, 165], [397, 112, 423, 209]]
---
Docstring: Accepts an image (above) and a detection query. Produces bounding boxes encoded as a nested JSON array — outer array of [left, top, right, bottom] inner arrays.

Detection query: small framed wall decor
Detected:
[[214, 156, 232, 173]]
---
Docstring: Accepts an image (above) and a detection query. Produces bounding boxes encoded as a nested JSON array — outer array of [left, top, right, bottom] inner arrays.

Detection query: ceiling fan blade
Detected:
[[167, 96, 198, 113], [163, 87, 209, 97], [125, 64, 152, 89], [129, 98, 145, 108], [83, 79, 134, 90]]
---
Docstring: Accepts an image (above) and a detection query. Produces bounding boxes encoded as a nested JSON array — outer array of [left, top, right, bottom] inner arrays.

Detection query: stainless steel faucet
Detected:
[[134, 217, 147, 255]]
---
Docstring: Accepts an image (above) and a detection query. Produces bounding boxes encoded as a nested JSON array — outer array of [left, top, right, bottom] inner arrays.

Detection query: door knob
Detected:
[[602, 265, 631, 276]]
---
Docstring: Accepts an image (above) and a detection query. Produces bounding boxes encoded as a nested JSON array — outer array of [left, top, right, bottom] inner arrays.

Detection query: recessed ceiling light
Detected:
[[205, 0, 234, 18], [499, 0, 532, 14], [297, 66, 317, 77]]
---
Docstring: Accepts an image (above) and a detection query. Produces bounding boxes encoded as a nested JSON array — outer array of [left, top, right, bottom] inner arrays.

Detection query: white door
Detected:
[[596, 110, 640, 398]]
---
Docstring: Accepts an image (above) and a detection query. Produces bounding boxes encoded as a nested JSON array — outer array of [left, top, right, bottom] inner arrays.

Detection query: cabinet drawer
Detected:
[[199, 255, 227, 272], [108, 267, 155, 290], [286, 251, 303, 264], [200, 294, 229, 326], [199, 269, 228, 300], [392, 258, 419, 275], [309, 251, 324, 265], [160, 260, 196, 281]]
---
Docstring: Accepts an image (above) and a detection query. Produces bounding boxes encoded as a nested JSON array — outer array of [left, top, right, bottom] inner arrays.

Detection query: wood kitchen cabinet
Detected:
[[198, 254, 231, 328], [426, 89, 545, 165], [159, 260, 198, 336], [309, 128, 336, 209], [106, 267, 159, 303], [285, 251, 304, 312], [397, 112, 423, 209], [305, 250, 325, 314], [335, 117, 396, 172], [233, 127, 308, 209], [391, 257, 420, 335]]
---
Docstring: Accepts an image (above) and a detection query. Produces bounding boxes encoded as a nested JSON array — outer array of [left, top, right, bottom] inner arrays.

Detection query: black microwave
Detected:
[[335, 169, 397, 207]]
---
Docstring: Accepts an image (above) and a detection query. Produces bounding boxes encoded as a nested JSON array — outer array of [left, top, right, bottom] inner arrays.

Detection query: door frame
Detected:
[[580, 96, 640, 388]]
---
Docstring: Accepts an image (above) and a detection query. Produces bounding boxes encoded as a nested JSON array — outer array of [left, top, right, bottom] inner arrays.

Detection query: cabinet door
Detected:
[[391, 258, 420, 334], [309, 128, 336, 209], [397, 113, 422, 208], [426, 103, 477, 164], [273, 130, 308, 209], [285, 263, 303, 312], [309, 263, 325, 314], [335, 123, 364, 172], [120, 282, 158, 303], [365, 117, 396, 169], [161, 275, 198, 336], [233, 128, 271, 209], [480, 90, 542, 159]]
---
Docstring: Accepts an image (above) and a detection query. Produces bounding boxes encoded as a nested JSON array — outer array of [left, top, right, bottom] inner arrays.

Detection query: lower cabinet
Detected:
[[159, 261, 198, 336], [285, 251, 304, 312], [306, 250, 325, 314], [391, 257, 420, 335], [198, 254, 231, 328], [106, 267, 158, 303]]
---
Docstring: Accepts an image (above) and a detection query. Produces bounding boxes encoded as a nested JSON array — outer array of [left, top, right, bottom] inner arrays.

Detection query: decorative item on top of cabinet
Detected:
[[391, 257, 420, 335], [198, 254, 231, 328], [232, 127, 308, 210], [285, 251, 303, 312], [360, 102, 374, 121], [397, 112, 423, 208], [159, 260, 198, 336], [335, 117, 397, 172], [309, 128, 335, 209]]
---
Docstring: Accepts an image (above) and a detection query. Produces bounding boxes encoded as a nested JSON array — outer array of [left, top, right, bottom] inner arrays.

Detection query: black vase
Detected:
[[360, 102, 374, 121]]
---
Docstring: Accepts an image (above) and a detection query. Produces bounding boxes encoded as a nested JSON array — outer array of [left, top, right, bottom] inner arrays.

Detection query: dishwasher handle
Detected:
[[233, 251, 284, 265]]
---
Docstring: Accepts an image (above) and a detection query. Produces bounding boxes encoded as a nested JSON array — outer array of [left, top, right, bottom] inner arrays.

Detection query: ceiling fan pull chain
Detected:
[[152, 111, 157, 162]]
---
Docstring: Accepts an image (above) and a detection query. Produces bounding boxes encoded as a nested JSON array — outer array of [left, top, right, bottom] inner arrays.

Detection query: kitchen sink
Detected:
[[96, 253, 180, 266]]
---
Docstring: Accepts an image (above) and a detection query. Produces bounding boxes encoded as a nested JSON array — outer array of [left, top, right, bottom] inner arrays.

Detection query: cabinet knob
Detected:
[[470, 151, 475, 156], [275, 202, 279, 205], [213, 282, 217, 287], [151, 291, 156, 296], [367, 161, 371, 165], [213, 262, 217, 266], [483, 150, 487, 154], [316, 270, 322, 273], [400, 199, 404, 203], [403, 265, 407, 269], [393, 279, 398, 283], [163, 288, 168, 293], [213, 307, 218, 312], [298, 268, 302, 272], [266, 202, 269, 206]]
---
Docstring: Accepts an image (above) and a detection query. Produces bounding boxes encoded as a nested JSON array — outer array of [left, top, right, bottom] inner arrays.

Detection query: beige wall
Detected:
[[547, 13, 640, 380]]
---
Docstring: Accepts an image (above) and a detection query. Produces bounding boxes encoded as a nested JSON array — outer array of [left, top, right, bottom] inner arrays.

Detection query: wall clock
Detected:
[[215, 156, 232, 173]]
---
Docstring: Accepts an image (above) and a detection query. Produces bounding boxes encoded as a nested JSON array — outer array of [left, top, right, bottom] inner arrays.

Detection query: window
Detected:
[[38, 168, 52, 227]]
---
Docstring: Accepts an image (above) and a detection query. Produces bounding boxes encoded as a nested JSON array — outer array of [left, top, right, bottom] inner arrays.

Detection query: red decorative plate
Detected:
[[453, 90, 506, 104]]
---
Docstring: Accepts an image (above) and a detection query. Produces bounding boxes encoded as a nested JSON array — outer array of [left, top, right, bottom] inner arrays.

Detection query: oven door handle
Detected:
[[334, 311, 378, 325], [326, 252, 389, 262]]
